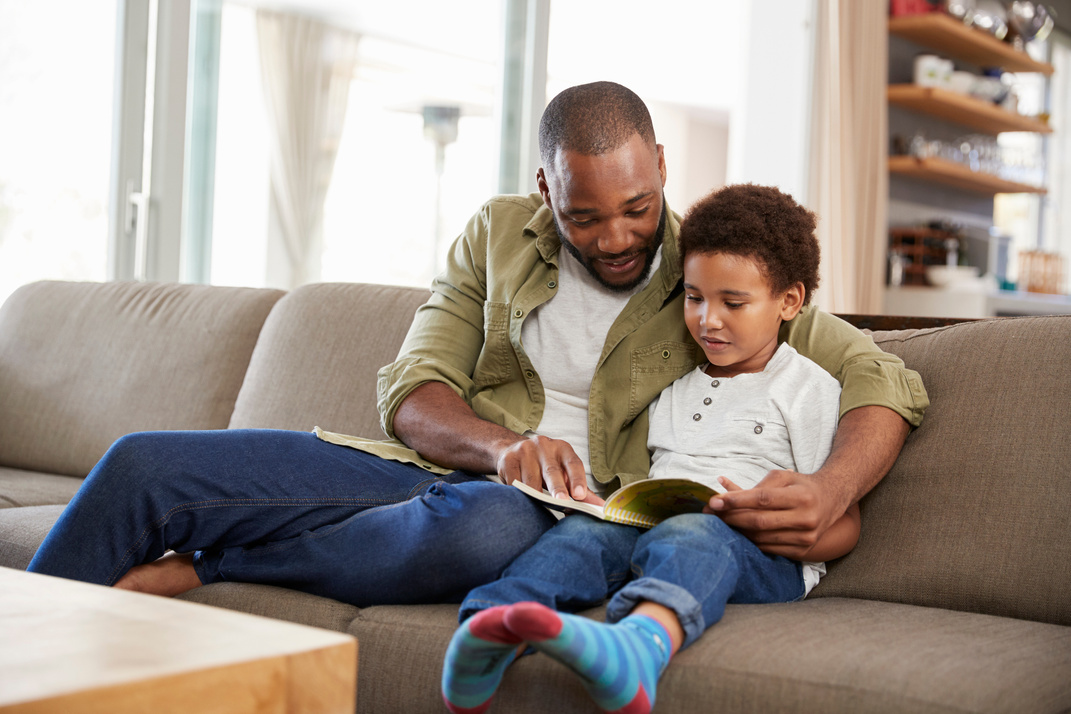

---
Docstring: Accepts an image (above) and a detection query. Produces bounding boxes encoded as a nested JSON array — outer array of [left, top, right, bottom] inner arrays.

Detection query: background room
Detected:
[[1, 0, 1069, 317]]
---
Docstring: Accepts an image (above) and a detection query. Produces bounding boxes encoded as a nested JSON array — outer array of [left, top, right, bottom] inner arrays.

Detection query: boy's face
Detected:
[[683, 251, 804, 378]]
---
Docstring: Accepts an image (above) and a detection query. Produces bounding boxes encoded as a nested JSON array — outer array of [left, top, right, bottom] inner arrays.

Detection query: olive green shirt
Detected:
[[317, 193, 929, 490]]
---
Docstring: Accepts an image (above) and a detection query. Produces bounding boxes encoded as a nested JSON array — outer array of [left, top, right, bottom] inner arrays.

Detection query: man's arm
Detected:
[[393, 382, 592, 502], [378, 200, 595, 503], [708, 405, 909, 558]]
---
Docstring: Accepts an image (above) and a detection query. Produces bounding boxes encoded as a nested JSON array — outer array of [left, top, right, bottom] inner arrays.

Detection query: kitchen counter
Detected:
[[884, 286, 1071, 319]]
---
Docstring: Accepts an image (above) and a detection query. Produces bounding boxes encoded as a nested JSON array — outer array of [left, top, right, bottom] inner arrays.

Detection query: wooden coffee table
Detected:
[[0, 567, 357, 713]]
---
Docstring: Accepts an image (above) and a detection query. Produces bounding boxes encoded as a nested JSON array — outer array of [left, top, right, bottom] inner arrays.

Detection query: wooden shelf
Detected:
[[888, 84, 1052, 134], [889, 13, 1054, 75], [889, 155, 1047, 194], [889, 227, 954, 286]]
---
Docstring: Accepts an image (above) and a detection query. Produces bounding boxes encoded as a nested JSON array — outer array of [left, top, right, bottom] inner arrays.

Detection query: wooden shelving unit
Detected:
[[886, 12, 1056, 300], [889, 155, 1047, 194], [887, 85, 1052, 134], [889, 227, 954, 286], [889, 13, 1054, 74]]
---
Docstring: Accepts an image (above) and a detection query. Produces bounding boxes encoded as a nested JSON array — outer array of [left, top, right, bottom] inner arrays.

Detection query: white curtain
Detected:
[[256, 11, 359, 288], [809, 0, 888, 313]]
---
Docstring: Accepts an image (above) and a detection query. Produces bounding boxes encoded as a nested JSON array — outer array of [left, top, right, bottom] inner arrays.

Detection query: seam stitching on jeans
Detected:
[[107, 497, 395, 586]]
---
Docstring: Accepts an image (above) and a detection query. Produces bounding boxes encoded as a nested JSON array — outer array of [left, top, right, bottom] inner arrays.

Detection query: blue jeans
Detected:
[[460, 512, 805, 649], [27, 429, 557, 606]]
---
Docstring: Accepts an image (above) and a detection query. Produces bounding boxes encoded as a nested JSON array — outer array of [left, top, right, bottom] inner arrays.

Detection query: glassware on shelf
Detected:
[[900, 130, 1043, 188]]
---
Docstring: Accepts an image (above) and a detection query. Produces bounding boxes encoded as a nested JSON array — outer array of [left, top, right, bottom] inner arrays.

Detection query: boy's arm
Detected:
[[797, 502, 860, 562]]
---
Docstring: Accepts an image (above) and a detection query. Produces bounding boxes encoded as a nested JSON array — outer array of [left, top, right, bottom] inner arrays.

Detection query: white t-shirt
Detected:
[[521, 244, 662, 495], [647, 342, 841, 594]]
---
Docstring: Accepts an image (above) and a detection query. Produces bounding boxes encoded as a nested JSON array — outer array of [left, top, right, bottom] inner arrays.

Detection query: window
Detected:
[[0, 1, 118, 304], [995, 30, 1070, 293], [204, 1, 502, 290]]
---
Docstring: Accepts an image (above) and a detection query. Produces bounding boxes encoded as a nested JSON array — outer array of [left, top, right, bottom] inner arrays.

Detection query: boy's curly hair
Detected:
[[678, 184, 820, 305]]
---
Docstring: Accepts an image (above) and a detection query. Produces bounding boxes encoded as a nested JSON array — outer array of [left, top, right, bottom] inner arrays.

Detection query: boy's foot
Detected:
[[113, 552, 202, 597], [503, 602, 671, 714], [442, 605, 524, 714]]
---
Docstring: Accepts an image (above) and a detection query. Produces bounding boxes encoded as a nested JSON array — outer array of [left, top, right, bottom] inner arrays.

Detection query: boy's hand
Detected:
[[705, 469, 835, 560]]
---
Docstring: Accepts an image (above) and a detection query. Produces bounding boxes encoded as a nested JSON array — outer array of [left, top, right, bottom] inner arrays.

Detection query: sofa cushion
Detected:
[[0, 281, 285, 477], [177, 582, 362, 634], [0, 467, 83, 509], [816, 315, 1071, 627], [0, 504, 65, 570], [228, 282, 429, 438], [349, 599, 1071, 714]]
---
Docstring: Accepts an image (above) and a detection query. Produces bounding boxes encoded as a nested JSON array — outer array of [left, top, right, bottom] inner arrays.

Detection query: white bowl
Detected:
[[926, 265, 981, 288]]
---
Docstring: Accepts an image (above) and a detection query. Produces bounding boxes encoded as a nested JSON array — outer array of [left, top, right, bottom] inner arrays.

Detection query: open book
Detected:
[[512, 478, 723, 529]]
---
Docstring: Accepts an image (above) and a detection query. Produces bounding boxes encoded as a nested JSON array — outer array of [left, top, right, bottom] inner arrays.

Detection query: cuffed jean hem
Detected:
[[606, 577, 706, 649], [192, 552, 210, 586]]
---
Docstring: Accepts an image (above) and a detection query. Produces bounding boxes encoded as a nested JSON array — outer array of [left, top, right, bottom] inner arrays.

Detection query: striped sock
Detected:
[[503, 602, 672, 714], [442, 605, 523, 714]]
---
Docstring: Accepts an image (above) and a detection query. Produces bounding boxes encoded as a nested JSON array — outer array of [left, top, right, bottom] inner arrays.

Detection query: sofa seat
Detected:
[[0, 467, 82, 509], [347, 599, 1071, 714], [0, 505, 65, 570]]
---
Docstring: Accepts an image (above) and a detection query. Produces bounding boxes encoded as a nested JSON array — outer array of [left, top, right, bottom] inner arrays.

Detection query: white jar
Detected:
[[914, 54, 944, 87]]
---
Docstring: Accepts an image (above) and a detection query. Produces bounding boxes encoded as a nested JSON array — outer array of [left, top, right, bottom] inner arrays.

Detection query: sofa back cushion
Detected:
[[0, 281, 284, 477], [228, 282, 429, 438], [815, 315, 1071, 626]]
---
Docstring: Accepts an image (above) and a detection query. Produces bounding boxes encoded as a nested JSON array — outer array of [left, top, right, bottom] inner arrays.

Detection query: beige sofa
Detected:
[[1, 279, 1069, 713]]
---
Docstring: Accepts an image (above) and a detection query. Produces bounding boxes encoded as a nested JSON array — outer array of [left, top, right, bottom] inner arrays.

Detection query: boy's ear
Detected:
[[779, 282, 805, 321]]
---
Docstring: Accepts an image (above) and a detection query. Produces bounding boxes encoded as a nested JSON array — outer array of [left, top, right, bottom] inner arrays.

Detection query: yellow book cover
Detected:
[[511, 478, 722, 529]]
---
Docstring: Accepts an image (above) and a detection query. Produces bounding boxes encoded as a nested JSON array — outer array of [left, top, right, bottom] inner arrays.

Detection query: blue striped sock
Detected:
[[504, 602, 672, 714], [442, 606, 523, 714]]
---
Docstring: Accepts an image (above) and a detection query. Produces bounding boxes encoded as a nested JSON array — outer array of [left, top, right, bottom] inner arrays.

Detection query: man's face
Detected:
[[538, 134, 668, 292]]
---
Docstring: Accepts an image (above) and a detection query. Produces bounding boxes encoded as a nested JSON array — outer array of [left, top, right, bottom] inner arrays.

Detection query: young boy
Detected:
[[441, 184, 861, 714]]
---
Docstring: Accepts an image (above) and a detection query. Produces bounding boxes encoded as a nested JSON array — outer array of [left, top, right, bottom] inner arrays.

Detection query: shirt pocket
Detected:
[[472, 300, 514, 390], [729, 414, 793, 470], [629, 341, 698, 420]]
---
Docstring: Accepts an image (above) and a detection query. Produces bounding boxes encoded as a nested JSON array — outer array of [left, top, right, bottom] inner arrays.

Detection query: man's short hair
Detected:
[[538, 82, 656, 167], [678, 184, 821, 305]]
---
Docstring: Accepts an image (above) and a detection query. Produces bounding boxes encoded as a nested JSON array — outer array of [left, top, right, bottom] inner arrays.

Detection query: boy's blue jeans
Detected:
[[459, 512, 806, 649], [27, 429, 557, 606]]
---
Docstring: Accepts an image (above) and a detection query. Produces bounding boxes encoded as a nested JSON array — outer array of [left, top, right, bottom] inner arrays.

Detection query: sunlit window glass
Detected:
[[0, 1, 117, 304]]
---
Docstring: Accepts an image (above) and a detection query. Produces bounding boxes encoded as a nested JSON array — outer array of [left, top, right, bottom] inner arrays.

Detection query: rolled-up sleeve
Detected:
[[782, 307, 929, 428], [376, 206, 492, 438]]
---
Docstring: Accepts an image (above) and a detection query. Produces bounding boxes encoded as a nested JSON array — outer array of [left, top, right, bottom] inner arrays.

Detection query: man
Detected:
[[28, 82, 926, 602]]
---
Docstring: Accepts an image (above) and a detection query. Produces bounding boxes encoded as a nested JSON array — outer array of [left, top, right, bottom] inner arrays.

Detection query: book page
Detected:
[[603, 478, 721, 525], [510, 481, 606, 519]]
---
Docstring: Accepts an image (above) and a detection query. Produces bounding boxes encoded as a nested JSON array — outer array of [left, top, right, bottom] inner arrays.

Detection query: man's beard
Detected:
[[556, 202, 667, 293]]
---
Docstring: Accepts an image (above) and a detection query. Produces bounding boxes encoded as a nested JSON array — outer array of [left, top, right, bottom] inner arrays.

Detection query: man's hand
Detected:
[[706, 471, 836, 559], [393, 382, 598, 503], [705, 406, 909, 559], [495, 434, 590, 502]]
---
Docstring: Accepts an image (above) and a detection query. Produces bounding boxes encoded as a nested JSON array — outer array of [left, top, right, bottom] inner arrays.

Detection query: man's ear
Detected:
[[536, 167, 553, 209], [780, 282, 805, 321], [656, 143, 667, 188]]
